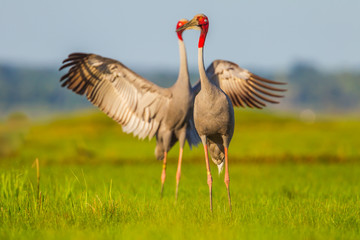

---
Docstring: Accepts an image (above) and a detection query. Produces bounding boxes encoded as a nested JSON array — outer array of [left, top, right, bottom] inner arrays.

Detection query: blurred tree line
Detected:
[[0, 62, 359, 117], [282, 62, 360, 112], [0, 64, 90, 116]]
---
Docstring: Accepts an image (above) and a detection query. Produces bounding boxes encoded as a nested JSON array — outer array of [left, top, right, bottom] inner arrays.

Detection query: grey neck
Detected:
[[175, 39, 190, 87], [198, 47, 211, 90]]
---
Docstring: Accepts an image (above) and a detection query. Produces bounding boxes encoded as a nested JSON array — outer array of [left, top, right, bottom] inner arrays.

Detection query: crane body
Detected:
[[178, 14, 286, 211], [59, 19, 199, 200]]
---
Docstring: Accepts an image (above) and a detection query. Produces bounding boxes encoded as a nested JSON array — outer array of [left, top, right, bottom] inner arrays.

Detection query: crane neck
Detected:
[[175, 39, 190, 88], [198, 46, 211, 89]]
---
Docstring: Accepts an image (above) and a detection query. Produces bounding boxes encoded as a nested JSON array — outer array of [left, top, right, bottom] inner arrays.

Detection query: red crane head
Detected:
[[176, 14, 209, 48], [176, 19, 189, 41]]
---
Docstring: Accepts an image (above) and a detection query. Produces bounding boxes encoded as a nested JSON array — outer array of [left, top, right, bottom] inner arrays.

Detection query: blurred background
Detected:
[[0, 0, 359, 163], [1, 2, 360, 237], [1, 0, 360, 117]]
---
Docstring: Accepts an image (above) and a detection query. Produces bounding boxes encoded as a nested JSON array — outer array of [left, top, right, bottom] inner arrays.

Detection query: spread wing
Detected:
[[204, 60, 286, 109], [59, 53, 172, 140]]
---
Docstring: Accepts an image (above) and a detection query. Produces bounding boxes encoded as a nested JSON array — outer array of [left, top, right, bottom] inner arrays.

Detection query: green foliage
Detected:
[[0, 65, 90, 116], [1, 164, 360, 239], [285, 62, 360, 111], [0, 111, 360, 239], [1, 109, 358, 166]]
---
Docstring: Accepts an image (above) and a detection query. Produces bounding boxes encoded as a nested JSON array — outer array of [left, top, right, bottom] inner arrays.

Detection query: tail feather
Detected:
[[186, 118, 201, 149], [208, 140, 225, 174], [217, 161, 224, 175]]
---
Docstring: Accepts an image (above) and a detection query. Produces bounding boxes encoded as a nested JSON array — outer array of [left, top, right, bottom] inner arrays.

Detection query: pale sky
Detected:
[[1, 0, 359, 71]]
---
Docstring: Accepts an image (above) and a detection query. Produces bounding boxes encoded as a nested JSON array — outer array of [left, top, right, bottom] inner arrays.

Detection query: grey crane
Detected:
[[59, 19, 199, 199], [178, 14, 286, 211]]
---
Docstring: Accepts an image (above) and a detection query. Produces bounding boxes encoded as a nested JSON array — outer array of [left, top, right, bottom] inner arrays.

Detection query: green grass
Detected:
[[1, 164, 360, 239], [1, 110, 360, 239]]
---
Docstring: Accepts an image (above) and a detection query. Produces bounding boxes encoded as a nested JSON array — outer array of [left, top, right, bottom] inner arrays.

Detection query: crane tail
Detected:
[[217, 161, 224, 175]]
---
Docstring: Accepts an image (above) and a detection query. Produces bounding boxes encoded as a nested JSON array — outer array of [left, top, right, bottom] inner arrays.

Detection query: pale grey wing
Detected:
[[59, 53, 172, 140], [205, 60, 286, 109]]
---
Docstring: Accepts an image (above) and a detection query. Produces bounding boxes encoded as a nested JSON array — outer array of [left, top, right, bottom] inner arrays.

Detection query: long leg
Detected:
[[160, 151, 167, 198], [175, 147, 183, 201], [160, 132, 172, 198], [224, 146, 232, 211], [201, 136, 213, 212], [175, 131, 186, 201]]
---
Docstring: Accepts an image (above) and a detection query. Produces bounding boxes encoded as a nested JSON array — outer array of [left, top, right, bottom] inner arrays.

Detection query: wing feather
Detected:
[[205, 60, 286, 109], [59, 53, 171, 140]]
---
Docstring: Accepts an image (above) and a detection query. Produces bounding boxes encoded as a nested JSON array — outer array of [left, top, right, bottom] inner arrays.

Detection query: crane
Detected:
[[59, 19, 199, 200], [177, 14, 286, 211]]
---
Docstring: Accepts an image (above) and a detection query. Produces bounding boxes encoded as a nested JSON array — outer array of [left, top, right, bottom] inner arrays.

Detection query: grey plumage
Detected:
[[204, 60, 286, 108], [59, 53, 199, 155], [59, 19, 200, 199], [192, 59, 286, 170], [178, 13, 286, 211]]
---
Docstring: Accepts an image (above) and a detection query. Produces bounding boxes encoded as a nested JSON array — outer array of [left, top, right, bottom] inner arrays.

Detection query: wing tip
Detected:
[[59, 53, 90, 70]]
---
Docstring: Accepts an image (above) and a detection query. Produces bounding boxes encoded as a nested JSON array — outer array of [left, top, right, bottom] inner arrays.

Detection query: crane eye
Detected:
[[177, 22, 184, 29]]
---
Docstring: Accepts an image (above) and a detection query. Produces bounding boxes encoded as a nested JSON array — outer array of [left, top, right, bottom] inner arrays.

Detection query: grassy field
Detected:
[[0, 109, 360, 239]]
